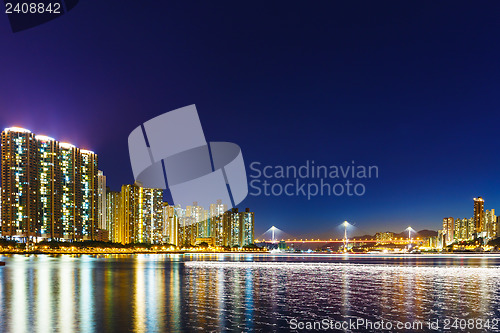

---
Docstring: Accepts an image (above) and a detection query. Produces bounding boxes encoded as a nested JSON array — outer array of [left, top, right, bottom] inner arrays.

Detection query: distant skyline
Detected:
[[2, 1, 500, 238]]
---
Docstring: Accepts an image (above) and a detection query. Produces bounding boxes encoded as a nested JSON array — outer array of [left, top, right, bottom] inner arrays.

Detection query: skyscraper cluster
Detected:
[[1, 127, 255, 247], [106, 184, 164, 244], [1, 127, 98, 241], [441, 196, 499, 246], [106, 191, 254, 247], [165, 201, 254, 247]]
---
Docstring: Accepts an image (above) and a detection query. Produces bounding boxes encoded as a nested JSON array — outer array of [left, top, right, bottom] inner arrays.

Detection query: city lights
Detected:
[[342, 221, 350, 252], [0, 127, 256, 252]]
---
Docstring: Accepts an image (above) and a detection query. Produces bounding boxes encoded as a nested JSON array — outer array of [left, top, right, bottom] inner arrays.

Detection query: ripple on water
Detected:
[[183, 261, 500, 331]]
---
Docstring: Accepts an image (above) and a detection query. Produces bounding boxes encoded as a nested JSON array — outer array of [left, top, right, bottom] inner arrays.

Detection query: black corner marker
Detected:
[[4, 0, 79, 33]]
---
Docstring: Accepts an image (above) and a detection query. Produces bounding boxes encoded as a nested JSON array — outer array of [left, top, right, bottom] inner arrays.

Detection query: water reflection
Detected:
[[36, 257, 51, 333], [0, 254, 499, 332], [13, 257, 28, 333]]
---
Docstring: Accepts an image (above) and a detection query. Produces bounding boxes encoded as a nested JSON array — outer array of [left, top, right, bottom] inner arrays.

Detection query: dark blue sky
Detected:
[[1, 1, 500, 238]]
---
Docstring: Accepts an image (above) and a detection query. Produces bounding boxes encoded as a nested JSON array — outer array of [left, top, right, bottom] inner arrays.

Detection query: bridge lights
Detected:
[[405, 226, 415, 251], [342, 221, 351, 253], [270, 226, 277, 243]]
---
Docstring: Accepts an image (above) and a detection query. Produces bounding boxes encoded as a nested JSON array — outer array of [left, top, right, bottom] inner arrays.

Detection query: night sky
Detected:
[[1, 1, 500, 238]]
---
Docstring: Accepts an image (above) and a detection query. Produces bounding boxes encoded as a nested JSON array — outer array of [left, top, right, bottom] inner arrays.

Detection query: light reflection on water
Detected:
[[0, 254, 499, 332]]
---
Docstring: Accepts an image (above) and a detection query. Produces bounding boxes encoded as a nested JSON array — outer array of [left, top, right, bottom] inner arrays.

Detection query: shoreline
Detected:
[[0, 251, 499, 256], [0, 250, 267, 255]]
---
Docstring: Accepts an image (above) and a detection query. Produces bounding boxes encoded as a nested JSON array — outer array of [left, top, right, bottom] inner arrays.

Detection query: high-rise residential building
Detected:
[[223, 208, 255, 247], [240, 208, 254, 246], [175, 205, 187, 245], [36, 135, 62, 239], [422, 236, 438, 249], [485, 209, 496, 240], [106, 188, 121, 243], [496, 216, 500, 238], [188, 202, 210, 240], [162, 203, 178, 246], [1, 128, 38, 239], [178, 205, 198, 246], [186, 202, 201, 243], [210, 199, 227, 246], [102, 193, 255, 247], [442, 217, 454, 245], [199, 209, 209, 239], [184, 202, 211, 242], [1, 127, 99, 242], [467, 217, 475, 240], [59, 142, 81, 240], [473, 197, 485, 235], [97, 171, 106, 230], [226, 208, 241, 247], [454, 218, 464, 241], [159, 201, 255, 248], [80, 150, 98, 240], [453, 217, 474, 242], [437, 230, 444, 248], [120, 184, 163, 244]]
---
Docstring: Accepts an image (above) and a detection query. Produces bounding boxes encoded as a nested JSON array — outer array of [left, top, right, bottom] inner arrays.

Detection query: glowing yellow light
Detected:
[[35, 135, 55, 141], [60, 142, 75, 149], [4, 127, 31, 133]]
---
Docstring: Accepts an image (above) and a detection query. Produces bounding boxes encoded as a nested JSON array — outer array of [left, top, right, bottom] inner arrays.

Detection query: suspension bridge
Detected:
[[255, 225, 421, 245]]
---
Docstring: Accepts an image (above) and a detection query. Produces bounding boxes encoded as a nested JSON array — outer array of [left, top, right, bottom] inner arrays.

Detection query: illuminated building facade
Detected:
[[467, 217, 475, 240], [165, 202, 255, 247], [120, 184, 163, 244], [226, 208, 241, 247], [1, 128, 257, 246], [185, 203, 202, 244], [421, 236, 438, 249], [484, 209, 496, 240], [103, 191, 256, 247], [240, 208, 255, 246], [106, 188, 121, 243], [454, 218, 466, 241], [1, 128, 38, 239], [187, 202, 209, 240], [36, 135, 62, 239], [473, 197, 485, 235], [1, 127, 99, 242], [162, 203, 178, 246], [176, 202, 213, 246], [210, 199, 227, 246], [437, 230, 444, 248], [59, 142, 82, 240], [442, 217, 454, 245], [80, 150, 98, 240], [97, 170, 106, 230], [177, 205, 196, 246], [222, 208, 255, 247], [497, 216, 500, 238], [453, 217, 475, 242]]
